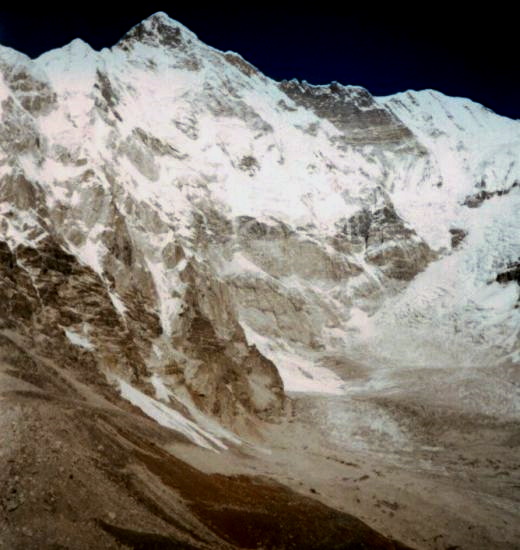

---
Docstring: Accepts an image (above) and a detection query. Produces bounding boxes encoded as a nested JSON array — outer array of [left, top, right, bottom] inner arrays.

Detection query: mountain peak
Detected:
[[117, 11, 198, 52], [144, 11, 173, 23], [62, 38, 94, 56]]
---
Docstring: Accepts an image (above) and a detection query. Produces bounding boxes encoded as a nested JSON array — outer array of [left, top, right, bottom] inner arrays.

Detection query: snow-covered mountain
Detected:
[[1, 11, 519, 429], [1, 13, 519, 549]]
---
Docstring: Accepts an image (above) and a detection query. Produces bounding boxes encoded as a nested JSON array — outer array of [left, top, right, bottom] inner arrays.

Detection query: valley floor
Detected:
[[178, 365, 520, 550], [1, 335, 519, 549]]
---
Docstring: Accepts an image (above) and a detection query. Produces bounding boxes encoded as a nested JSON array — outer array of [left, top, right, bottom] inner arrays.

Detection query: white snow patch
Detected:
[[118, 379, 227, 451], [222, 252, 267, 277], [346, 308, 374, 340], [144, 259, 178, 336], [64, 328, 95, 351], [150, 373, 171, 401], [108, 291, 127, 317], [274, 352, 345, 394], [242, 327, 345, 394], [0, 78, 10, 102], [479, 283, 519, 312]]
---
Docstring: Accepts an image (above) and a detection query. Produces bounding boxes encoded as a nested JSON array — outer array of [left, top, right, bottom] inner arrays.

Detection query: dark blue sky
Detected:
[[0, 6, 518, 119]]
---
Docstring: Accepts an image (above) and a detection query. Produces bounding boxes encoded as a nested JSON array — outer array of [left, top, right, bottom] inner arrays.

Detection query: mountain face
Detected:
[[1, 12, 519, 550]]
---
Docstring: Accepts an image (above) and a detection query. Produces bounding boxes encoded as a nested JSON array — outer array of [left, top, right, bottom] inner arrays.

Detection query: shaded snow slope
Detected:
[[349, 90, 520, 368]]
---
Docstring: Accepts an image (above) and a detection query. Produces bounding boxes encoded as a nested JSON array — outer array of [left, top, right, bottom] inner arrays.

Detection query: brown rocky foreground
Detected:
[[0, 332, 412, 550]]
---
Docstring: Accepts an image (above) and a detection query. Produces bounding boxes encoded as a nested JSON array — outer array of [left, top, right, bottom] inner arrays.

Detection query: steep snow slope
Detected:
[[342, 91, 520, 371]]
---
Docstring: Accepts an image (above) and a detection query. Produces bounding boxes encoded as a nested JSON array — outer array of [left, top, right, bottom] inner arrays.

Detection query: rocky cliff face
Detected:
[[0, 11, 519, 441]]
